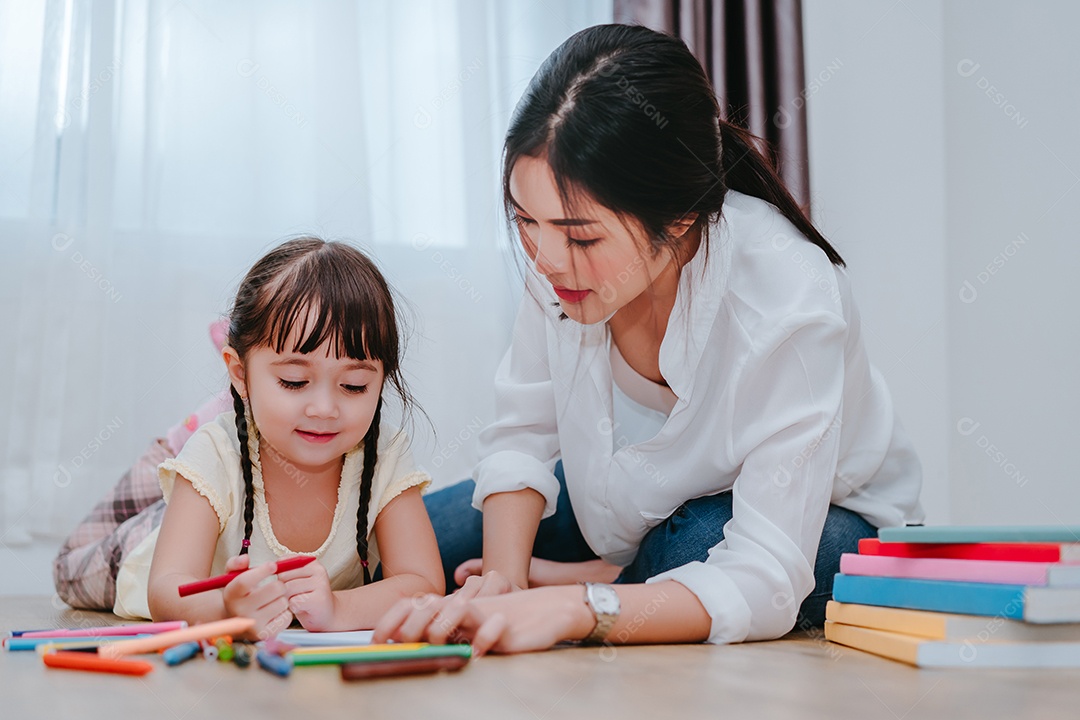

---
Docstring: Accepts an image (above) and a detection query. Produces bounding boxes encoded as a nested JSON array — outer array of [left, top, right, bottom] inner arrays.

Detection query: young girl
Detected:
[[109, 237, 443, 637], [376, 24, 923, 654]]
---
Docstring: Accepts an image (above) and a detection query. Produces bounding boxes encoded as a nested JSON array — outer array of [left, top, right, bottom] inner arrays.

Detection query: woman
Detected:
[[374, 24, 923, 653]]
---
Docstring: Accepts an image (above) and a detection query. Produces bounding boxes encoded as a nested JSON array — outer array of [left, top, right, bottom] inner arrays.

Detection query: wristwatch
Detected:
[[582, 582, 621, 644]]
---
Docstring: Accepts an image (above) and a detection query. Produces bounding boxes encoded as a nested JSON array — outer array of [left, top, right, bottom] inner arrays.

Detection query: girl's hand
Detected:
[[372, 586, 594, 656], [220, 554, 293, 639], [278, 556, 337, 631]]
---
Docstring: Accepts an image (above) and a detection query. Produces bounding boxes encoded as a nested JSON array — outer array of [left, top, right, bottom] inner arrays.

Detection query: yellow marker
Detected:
[[290, 642, 428, 655]]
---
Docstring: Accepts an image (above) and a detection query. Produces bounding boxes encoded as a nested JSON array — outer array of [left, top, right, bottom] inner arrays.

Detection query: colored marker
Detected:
[[201, 640, 219, 661], [215, 637, 234, 662], [43, 650, 154, 676], [162, 641, 201, 666], [8, 628, 52, 637], [233, 643, 253, 668], [290, 642, 428, 655], [178, 556, 316, 597], [6, 634, 152, 652], [100, 617, 255, 658], [20, 621, 187, 639], [291, 643, 471, 667], [256, 648, 293, 677]]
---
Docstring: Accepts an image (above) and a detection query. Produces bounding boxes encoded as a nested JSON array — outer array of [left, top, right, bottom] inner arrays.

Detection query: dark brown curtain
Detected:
[[614, 0, 811, 211]]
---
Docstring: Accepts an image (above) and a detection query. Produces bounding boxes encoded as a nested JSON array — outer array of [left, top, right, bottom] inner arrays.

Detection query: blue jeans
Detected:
[[422, 462, 876, 629]]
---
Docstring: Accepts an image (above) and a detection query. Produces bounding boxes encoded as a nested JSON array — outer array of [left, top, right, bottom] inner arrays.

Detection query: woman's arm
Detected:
[[147, 476, 293, 638], [455, 556, 622, 588], [283, 486, 444, 631], [479, 488, 547, 589], [373, 580, 711, 654]]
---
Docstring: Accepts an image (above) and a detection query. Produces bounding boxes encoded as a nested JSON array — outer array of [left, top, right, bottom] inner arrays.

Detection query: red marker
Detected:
[[43, 651, 154, 676], [178, 555, 316, 597]]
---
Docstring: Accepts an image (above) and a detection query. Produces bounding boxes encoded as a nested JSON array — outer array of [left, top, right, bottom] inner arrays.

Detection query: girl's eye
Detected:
[[513, 214, 536, 226], [567, 238, 601, 249], [343, 384, 368, 394], [278, 379, 307, 390]]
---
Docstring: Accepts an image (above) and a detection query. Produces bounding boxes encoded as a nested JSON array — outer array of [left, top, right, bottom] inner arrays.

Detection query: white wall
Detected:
[[803, 0, 950, 522], [943, 1, 1080, 524], [805, 0, 1080, 524]]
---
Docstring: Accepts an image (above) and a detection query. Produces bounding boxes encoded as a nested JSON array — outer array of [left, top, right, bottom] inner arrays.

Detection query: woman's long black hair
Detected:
[[228, 237, 413, 585], [502, 23, 843, 267]]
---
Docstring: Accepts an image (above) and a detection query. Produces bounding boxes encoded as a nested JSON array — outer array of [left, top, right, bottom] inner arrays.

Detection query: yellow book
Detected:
[[824, 621, 1080, 668], [825, 600, 1080, 642]]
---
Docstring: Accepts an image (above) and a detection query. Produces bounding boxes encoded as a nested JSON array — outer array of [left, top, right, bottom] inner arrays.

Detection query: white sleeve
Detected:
[[647, 309, 847, 644], [472, 282, 562, 519]]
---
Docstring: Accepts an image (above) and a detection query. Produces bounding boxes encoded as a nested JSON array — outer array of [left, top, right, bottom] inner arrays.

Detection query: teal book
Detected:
[[831, 574, 1080, 623], [878, 525, 1080, 544]]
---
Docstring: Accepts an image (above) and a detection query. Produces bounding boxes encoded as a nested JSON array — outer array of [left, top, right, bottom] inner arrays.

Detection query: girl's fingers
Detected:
[[229, 560, 279, 595], [282, 576, 316, 599], [257, 593, 290, 618], [470, 612, 508, 657], [277, 557, 322, 583], [225, 554, 250, 573], [262, 607, 293, 638], [287, 591, 314, 615], [247, 578, 288, 609]]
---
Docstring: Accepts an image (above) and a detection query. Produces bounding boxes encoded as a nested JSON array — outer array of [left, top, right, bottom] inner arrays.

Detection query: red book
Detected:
[[859, 538, 1080, 564]]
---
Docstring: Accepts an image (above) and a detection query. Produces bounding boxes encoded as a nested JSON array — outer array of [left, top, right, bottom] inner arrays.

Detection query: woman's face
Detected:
[[508, 155, 679, 325]]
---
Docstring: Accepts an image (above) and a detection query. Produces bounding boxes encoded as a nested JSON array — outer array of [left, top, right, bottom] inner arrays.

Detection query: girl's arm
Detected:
[[147, 476, 293, 638], [373, 580, 711, 654], [283, 486, 444, 631]]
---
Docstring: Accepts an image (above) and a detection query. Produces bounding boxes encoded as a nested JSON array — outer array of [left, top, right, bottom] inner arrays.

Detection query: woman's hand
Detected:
[[372, 586, 594, 656], [220, 554, 293, 639], [278, 556, 337, 631], [455, 557, 622, 588], [452, 564, 522, 599]]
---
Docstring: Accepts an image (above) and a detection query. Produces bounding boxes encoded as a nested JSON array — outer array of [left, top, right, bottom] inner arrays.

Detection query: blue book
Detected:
[[832, 574, 1080, 623], [878, 525, 1080, 544]]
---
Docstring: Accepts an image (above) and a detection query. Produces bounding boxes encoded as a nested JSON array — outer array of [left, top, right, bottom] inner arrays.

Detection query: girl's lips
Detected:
[[296, 430, 338, 444], [553, 286, 591, 303]]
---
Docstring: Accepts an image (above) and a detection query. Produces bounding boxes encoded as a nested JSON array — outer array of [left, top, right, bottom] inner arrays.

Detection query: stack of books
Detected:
[[825, 525, 1080, 667]]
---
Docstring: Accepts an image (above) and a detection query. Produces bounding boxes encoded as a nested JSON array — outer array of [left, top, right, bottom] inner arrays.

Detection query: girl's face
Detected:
[[225, 333, 384, 476], [509, 155, 680, 325]]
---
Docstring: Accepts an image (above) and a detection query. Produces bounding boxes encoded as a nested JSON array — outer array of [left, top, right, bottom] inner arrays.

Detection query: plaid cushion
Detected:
[[52, 439, 171, 610]]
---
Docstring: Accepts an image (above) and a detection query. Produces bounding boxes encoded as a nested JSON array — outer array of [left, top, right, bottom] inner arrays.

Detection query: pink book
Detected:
[[840, 553, 1080, 587]]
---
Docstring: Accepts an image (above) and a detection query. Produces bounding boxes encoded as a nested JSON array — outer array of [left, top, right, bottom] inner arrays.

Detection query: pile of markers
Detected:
[[4, 617, 471, 680]]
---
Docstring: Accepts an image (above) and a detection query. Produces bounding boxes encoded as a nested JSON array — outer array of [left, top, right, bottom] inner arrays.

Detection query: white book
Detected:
[[275, 629, 374, 647], [826, 622, 1080, 668]]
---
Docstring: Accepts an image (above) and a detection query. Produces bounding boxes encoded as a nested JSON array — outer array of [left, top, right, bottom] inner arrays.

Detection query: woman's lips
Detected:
[[553, 286, 591, 303], [296, 430, 338, 444]]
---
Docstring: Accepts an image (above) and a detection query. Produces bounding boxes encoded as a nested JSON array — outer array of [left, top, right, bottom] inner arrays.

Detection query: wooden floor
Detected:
[[2, 595, 1076, 719]]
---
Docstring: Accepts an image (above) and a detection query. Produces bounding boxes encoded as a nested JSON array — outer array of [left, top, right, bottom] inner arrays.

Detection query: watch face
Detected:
[[589, 584, 621, 615]]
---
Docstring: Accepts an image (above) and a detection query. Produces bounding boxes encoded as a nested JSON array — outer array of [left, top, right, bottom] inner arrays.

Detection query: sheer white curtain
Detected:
[[0, 0, 612, 546]]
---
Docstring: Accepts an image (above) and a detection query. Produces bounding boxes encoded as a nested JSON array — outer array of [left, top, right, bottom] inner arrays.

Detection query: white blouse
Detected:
[[471, 190, 924, 644]]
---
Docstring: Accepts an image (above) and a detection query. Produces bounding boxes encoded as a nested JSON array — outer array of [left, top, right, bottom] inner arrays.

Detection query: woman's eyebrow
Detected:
[[509, 193, 599, 226]]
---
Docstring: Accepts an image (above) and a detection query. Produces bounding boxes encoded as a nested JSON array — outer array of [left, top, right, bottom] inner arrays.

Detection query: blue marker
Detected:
[[163, 641, 202, 666], [256, 649, 293, 677]]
